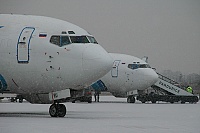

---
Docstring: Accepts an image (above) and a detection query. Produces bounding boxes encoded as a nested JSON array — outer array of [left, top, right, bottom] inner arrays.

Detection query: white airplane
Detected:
[[91, 53, 158, 103], [0, 14, 113, 117]]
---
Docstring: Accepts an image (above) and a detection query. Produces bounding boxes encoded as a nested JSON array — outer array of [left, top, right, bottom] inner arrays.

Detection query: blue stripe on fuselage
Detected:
[[0, 74, 8, 91]]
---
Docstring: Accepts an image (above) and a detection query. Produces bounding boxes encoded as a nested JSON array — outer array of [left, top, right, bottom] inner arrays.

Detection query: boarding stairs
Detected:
[[136, 73, 198, 103], [152, 73, 193, 96]]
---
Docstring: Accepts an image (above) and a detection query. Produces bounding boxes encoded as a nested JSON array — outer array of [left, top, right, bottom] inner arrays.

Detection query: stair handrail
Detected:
[[156, 72, 186, 90]]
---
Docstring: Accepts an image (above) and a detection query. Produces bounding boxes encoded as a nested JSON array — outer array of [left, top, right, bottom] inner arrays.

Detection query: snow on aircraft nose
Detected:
[[82, 44, 113, 82]]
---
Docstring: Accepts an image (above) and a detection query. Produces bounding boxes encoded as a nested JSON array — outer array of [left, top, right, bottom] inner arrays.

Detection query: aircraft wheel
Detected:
[[49, 104, 58, 117], [19, 98, 23, 103], [127, 96, 131, 103], [11, 98, 15, 102], [49, 104, 67, 117], [131, 96, 135, 103], [127, 96, 135, 103], [57, 104, 66, 117]]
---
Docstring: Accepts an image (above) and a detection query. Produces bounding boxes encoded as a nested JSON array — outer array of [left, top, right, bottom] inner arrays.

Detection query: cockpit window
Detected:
[[50, 36, 60, 46], [87, 36, 98, 44], [50, 35, 71, 47], [68, 31, 75, 34], [61, 36, 71, 46], [50, 35, 98, 46], [128, 64, 138, 70], [140, 64, 150, 68], [128, 64, 150, 70], [70, 36, 89, 43]]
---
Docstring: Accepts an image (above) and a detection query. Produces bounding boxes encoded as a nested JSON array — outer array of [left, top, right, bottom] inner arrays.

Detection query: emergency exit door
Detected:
[[111, 60, 120, 77], [17, 27, 35, 63]]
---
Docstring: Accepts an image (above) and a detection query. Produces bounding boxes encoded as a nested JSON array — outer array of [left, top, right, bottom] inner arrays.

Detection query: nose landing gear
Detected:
[[49, 103, 66, 117], [127, 95, 136, 103]]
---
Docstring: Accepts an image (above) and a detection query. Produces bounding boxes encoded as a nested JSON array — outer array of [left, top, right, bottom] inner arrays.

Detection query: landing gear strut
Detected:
[[49, 103, 66, 117]]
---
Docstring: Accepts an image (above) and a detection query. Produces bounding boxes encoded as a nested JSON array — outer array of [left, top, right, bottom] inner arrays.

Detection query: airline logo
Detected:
[[91, 80, 107, 91]]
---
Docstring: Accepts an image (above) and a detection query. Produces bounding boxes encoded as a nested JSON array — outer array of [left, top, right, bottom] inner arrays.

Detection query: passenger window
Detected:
[[50, 36, 60, 46], [61, 36, 71, 46]]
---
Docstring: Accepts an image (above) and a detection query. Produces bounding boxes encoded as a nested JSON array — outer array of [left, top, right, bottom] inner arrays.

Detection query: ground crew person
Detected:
[[186, 86, 193, 94], [94, 89, 101, 102]]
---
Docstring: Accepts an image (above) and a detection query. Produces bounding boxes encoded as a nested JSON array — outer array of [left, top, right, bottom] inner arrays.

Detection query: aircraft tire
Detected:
[[57, 104, 66, 117], [19, 98, 23, 103], [49, 104, 67, 117], [127, 96, 131, 103], [49, 104, 58, 117], [127, 96, 135, 103]]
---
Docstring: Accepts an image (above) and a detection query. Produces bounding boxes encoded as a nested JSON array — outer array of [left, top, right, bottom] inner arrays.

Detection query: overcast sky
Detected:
[[1, 0, 200, 74]]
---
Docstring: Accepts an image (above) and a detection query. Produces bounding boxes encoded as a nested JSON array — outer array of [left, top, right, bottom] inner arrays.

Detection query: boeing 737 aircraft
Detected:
[[0, 14, 113, 117], [91, 53, 158, 103]]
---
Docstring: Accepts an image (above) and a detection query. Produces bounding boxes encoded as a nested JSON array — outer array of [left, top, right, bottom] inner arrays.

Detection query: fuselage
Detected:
[[93, 53, 158, 97], [0, 14, 113, 94]]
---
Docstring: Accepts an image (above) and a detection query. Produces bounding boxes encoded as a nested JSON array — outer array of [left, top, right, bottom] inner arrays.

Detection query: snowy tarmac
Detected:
[[0, 96, 200, 133]]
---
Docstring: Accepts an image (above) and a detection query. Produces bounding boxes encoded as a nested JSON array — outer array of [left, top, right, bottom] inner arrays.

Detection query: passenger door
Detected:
[[111, 60, 120, 77], [17, 27, 35, 63]]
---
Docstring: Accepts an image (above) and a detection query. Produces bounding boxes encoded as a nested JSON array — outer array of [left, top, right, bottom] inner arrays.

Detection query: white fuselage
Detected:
[[0, 14, 113, 94], [99, 53, 158, 96]]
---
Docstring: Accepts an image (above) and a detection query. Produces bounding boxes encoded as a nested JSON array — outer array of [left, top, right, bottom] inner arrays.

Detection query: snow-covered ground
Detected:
[[0, 96, 200, 133]]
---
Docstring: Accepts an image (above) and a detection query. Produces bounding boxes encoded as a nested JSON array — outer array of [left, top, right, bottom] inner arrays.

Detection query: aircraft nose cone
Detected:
[[144, 69, 158, 87], [82, 45, 113, 83]]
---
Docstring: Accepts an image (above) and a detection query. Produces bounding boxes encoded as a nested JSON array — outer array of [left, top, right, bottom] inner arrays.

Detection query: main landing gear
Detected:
[[49, 103, 66, 117]]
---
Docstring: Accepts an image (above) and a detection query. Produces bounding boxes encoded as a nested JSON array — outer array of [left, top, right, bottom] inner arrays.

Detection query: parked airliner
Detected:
[[0, 14, 113, 117], [91, 53, 158, 103]]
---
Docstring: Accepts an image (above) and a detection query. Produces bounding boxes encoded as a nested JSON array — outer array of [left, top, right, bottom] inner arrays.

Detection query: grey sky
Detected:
[[0, 0, 200, 74]]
